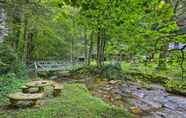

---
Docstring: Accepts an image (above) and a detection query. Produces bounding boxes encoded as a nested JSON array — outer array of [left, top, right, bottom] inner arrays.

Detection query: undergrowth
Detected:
[[71, 64, 127, 81], [0, 73, 25, 104]]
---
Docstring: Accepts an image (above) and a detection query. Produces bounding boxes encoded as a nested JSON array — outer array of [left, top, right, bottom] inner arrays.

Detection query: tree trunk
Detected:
[[157, 42, 168, 70], [84, 32, 88, 65], [96, 28, 105, 68], [71, 36, 74, 63], [14, 30, 21, 49], [22, 17, 28, 64], [88, 31, 94, 65], [26, 32, 34, 64]]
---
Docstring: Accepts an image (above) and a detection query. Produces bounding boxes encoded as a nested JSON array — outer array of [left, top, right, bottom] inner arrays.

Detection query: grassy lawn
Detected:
[[0, 83, 131, 118]]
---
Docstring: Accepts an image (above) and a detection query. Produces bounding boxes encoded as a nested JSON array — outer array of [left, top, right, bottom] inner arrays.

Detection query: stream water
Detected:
[[91, 80, 186, 118], [121, 82, 186, 118], [52, 73, 186, 118]]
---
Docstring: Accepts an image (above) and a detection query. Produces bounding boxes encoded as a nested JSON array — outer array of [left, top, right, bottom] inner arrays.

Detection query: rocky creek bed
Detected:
[[91, 80, 186, 118], [50, 71, 186, 118]]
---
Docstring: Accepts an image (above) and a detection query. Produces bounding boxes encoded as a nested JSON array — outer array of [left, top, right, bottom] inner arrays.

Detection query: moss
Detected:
[[164, 79, 186, 96], [125, 71, 168, 85]]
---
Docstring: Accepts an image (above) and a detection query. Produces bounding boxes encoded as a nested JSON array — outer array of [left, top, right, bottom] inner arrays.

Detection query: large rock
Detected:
[[119, 82, 186, 118], [0, 3, 8, 42]]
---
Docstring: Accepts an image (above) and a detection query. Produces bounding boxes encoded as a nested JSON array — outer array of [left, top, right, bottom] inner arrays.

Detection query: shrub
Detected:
[[0, 73, 25, 103], [71, 64, 127, 80], [100, 64, 126, 80], [0, 44, 28, 79], [165, 79, 186, 90], [13, 62, 28, 79], [0, 44, 17, 74]]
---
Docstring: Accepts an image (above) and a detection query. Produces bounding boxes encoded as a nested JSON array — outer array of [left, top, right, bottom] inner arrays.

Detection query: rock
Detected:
[[0, 6, 8, 42], [59, 71, 71, 77], [8, 92, 44, 100], [130, 106, 142, 114], [91, 80, 186, 118], [147, 84, 165, 90], [28, 87, 39, 93], [113, 100, 124, 107], [142, 100, 162, 109], [133, 92, 145, 98], [150, 109, 186, 118], [49, 76, 58, 80], [109, 80, 119, 84], [102, 87, 112, 91], [163, 103, 178, 110], [114, 95, 122, 100]]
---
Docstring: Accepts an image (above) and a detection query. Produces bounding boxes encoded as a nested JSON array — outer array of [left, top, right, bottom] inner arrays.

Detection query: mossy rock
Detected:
[[166, 88, 186, 96], [125, 71, 168, 84], [58, 71, 71, 77]]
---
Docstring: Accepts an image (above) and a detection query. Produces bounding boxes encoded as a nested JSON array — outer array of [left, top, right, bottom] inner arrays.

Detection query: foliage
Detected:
[[120, 62, 172, 84], [13, 62, 28, 79], [164, 79, 186, 96], [0, 73, 25, 103], [71, 64, 127, 81], [0, 1, 186, 117], [100, 64, 126, 80], [0, 83, 131, 118], [0, 44, 28, 78], [121, 61, 185, 80], [0, 44, 17, 74], [165, 79, 186, 90], [3, 0, 185, 69]]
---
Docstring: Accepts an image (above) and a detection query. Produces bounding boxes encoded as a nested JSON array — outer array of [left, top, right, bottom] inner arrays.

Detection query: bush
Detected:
[[13, 62, 28, 79], [164, 79, 186, 96], [0, 44, 17, 74], [0, 73, 25, 103], [0, 44, 28, 79], [100, 64, 126, 80], [165, 79, 186, 90], [71, 64, 127, 80]]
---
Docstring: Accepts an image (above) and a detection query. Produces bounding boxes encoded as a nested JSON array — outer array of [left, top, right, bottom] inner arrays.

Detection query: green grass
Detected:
[[90, 60, 186, 79], [0, 83, 131, 118], [165, 79, 186, 89], [120, 61, 186, 79]]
